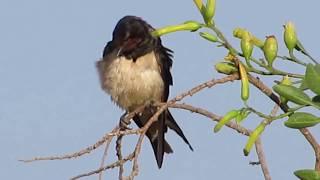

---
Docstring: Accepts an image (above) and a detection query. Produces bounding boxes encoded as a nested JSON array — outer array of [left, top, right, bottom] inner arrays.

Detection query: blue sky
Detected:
[[1, 0, 320, 179]]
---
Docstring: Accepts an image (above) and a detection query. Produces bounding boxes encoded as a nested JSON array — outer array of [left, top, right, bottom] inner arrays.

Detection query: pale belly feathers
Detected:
[[97, 51, 164, 111]]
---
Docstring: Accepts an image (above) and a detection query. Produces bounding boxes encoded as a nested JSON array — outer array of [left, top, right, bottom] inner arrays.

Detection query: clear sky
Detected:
[[1, 0, 320, 179]]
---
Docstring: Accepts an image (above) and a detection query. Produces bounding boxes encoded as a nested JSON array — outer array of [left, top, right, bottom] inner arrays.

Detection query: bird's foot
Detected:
[[119, 112, 132, 130]]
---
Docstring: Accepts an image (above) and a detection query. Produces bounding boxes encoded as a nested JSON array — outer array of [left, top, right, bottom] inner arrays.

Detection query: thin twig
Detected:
[[98, 136, 114, 180], [19, 105, 147, 163], [254, 105, 279, 180], [116, 135, 124, 180], [20, 127, 119, 163], [299, 128, 320, 171], [70, 153, 135, 180], [255, 139, 271, 180]]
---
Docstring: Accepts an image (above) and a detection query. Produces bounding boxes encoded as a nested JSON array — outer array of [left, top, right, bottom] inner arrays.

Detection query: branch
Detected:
[[163, 103, 250, 136], [115, 135, 125, 180], [70, 153, 135, 180], [72, 74, 243, 180], [98, 135, 114, 180], [19, 127, 119, 163], [21, 73, 279, 180], [299, 128, 320, 171]]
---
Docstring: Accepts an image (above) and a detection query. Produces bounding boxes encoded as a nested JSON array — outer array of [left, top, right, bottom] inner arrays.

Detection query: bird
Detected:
[[96, 15, 193, 168]]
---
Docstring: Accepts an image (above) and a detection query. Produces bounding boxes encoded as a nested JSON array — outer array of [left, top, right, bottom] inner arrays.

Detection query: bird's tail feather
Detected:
[[133, 109, 192, 168]]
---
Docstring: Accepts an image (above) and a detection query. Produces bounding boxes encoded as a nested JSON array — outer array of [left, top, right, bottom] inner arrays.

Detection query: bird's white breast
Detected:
[[97, 51, 164, 111]]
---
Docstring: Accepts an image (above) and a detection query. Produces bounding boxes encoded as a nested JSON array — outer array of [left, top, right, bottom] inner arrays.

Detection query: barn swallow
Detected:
[[96, 16, 193, 168]]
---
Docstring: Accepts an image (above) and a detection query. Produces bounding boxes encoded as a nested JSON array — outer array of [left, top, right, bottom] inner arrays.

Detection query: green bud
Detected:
[[235, 108, 250, 123], [281, 76, 293, 86], [193, 0, 205, 13], [279, 76, 292, 104], [204, 0, 216, 24], [251, 37, 264, 48], [199, 32, 218, 42], [244, 124, 265, 156], [233, 28, 246, 39], [233, 28, 264, 48], [241, 31, 253, 61], [284, 21, 298, 52], [152, 21, 202, 37], [239, 62, 250, 101], [215, 62, 238, 74], [263, 35, 278, 67], [214, 110, 240, 133]]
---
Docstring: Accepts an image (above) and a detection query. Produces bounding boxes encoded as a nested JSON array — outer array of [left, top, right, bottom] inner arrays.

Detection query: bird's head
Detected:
[[111, 16, 158, 60]]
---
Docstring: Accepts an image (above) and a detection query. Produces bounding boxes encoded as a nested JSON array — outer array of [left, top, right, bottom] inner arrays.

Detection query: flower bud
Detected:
[[233, 28, 246, 39], [214, 110, 240, 133], [204, 0, 216, 24], [279, 76, 292, 104], [234, 28, 263, 48], [193, 0, 205, 13], [284, 21, 298, 52], [281, 75, 292, 86], [241, 31, 253, 61], [239, 62, 250, 101], [244, 124, 265, 156], [215, 62, 238, 74], [182, 21, 202, 31], [199, 32, 218, 42], [224, 53, 235, 61], [152, 21, 201, 37], [263, 35, 278, 67]]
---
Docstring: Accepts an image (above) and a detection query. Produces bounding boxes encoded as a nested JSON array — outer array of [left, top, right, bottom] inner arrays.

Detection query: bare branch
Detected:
[[19, 127, 119, 163], [116, 135, 124, 180], [70, 153, 135, 180], [98, 136, 114, 180]]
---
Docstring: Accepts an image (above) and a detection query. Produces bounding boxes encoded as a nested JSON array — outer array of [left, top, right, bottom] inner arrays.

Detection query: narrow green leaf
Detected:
[[306, 64, 320, 95], [273, 84, 312, 105], [294, 169, 320, 180], [285, 112, 320, 129]]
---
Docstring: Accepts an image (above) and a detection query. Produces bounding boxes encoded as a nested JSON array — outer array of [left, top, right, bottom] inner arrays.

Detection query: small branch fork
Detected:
[[19, 73, 319, 180]]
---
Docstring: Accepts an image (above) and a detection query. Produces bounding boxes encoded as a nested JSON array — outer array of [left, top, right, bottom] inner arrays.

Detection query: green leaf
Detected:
[[273, 84, 312, 105], [306, 63, 320, 95], [294, 169, 320, 180], [299, 78, 309, 91], [312, 95, 320, 103], [285, 112, 320, 129], [312, 96, 320, 108], [315, 64, 320, 74]]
